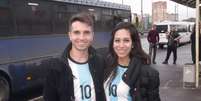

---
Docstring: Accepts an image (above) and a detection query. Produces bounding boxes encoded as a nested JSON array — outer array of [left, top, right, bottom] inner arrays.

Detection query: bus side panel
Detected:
[[5, 32, 111, 93], [8, 58, 52, 93], [5, 36, 68, 93], [0, 0, 131, 97]]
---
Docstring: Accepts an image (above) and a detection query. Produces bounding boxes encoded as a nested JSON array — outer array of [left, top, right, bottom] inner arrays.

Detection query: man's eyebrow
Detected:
[[84, 30, 90, 33], [73, 30, 80, 33]]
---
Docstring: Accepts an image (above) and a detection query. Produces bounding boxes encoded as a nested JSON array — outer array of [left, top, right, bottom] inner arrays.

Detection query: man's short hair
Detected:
[[68, 12, 94, 31], [171, 27, 176, 31]]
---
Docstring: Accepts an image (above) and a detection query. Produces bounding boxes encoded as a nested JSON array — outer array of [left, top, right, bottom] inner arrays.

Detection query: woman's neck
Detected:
[[118, 57, 130, 66]]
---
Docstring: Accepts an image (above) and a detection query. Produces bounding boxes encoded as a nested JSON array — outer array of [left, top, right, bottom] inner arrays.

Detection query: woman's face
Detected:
[[113, 29, 132, 60]]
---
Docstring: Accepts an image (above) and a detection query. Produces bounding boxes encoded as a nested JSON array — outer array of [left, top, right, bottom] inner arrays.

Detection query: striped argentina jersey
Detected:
[[68, 58, 96, 101], [104, 65, 132, 101]]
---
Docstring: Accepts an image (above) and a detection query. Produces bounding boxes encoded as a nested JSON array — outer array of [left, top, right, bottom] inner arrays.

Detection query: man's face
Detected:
[[153, 25, 156, 30], [69, 21, 94, 52]]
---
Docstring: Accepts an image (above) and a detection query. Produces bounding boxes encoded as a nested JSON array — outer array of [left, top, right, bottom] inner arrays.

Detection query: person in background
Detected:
[[162, 27, 181, 64], [190, 24, 201, 64], [104, 22, 161, 101], [43, 12, 106, 101], [147, 25, 159, 64]]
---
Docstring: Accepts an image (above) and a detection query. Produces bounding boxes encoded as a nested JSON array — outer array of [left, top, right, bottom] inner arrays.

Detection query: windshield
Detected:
[[156, 25, 168, 33]]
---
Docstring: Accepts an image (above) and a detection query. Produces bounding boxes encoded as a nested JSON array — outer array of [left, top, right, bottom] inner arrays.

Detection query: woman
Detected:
[[104, 22, 161, 101]]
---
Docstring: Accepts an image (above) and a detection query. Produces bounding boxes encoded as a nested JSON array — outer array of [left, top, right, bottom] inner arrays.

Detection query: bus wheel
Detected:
[[0, 76, 9, 101], [159, 44, 164, 49]]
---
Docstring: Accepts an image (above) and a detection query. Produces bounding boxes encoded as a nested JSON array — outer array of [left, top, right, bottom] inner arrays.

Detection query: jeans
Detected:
[[149, 43, 157, 63], [164, 45, 177, 63]]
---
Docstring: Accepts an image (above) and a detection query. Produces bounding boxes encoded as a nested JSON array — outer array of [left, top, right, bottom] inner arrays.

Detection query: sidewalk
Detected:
[[152, 44, 201, 101]]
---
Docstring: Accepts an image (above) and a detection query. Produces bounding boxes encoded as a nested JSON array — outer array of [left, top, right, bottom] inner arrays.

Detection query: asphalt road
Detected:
[[154, 43, 201, 101]]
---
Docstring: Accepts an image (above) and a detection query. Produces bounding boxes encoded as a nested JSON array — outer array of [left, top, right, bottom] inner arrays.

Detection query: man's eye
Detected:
[[84, 31, 91, 35], [74, 31, 80, 34], [114, 39, 120, 42]]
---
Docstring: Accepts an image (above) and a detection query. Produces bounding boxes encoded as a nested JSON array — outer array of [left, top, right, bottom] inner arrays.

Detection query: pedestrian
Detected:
[[43, 12, 106, 101], [147, 25, 159, 64], [162, 27, 181, 64], [104, 22, 161, 101], [190, 24, 201, 64]]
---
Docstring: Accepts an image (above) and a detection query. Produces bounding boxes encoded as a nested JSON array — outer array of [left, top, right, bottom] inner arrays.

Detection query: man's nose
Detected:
[[79, 33, 85, 39]]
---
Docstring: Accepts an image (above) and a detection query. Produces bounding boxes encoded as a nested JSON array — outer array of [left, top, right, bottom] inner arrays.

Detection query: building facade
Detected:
[[167, 13, 178, 21], [152, 1, 180, 24], [152, 1, 167, 24]]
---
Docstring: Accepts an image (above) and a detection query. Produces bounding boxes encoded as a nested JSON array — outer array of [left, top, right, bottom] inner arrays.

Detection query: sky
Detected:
[[102, 0, 196, 20]]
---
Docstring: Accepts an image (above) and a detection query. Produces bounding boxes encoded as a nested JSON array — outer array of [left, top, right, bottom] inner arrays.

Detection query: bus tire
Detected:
[[159, 44, 164, 49], [0, 76, 10, 101]]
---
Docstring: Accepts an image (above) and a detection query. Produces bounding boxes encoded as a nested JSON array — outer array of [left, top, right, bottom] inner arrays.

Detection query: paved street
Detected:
[[151, 43, 201, 101], [140, 36, 201, 101]]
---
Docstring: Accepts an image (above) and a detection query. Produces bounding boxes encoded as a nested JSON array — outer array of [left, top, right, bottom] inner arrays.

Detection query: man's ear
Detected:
[[68, 32, 72, 41], [92, 31, 95, 37]]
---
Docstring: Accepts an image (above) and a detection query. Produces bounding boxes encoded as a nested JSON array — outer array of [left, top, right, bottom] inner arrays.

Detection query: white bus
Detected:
[[155, 21, 194, 48]]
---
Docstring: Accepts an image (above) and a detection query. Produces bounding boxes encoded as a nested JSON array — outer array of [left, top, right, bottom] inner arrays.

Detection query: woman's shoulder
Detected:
[[140, 64, 159, 77]]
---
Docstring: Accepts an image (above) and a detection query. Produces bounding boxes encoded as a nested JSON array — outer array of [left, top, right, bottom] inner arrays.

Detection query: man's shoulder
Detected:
[[153, 30, 159, 34], [94, 52, 106, 65], [96, 47, 109, 57], [148, 30, 158, 35], [148, 30, 153, 34], [176, 32, 180, 36], [42, 58, 66, 71], [95, 47, 109, 60]]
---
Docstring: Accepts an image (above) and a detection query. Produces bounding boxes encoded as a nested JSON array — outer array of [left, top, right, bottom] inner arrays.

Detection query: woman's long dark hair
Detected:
[[104, 22, 150, 81]]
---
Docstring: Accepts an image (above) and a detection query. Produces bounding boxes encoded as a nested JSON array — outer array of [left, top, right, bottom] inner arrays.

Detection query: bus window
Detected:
[[188, 24, 194, 32], [170, 25, 187, 33], [0, 0, 8, 7], [156, 25, 168, 33], [0, 0, 11, 37], [176, 25, 187, 32]]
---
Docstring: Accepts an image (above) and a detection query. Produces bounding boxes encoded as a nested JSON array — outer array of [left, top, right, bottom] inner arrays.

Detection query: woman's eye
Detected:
[[123, 39, 131, 43]]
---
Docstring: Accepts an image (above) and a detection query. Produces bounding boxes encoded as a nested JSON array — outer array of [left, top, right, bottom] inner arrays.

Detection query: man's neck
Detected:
[[69, 48, 89, 63]]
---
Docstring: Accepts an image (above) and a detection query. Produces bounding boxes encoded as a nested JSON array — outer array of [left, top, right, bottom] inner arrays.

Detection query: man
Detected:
[[43, 12, 106, 101], [190, 24, 201, 64], [162, 27, 181, 64], [147, 25, 159, 64]]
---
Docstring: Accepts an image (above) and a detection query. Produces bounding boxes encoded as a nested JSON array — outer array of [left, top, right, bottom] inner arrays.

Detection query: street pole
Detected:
[[195, 0, 200, 88], [141, 0, 143, 31], [174, 3, 178, 21], [186, 6, 188, 18], [175, 3, 176, 21]]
